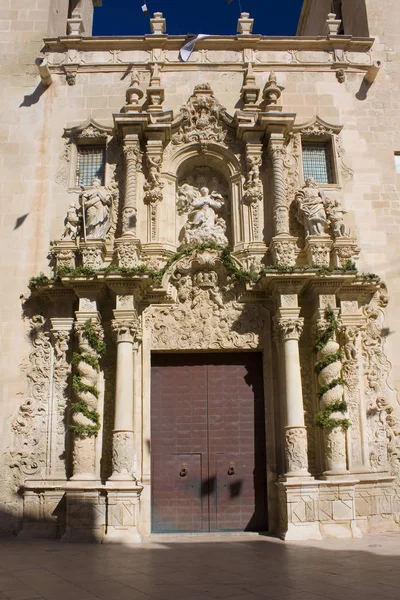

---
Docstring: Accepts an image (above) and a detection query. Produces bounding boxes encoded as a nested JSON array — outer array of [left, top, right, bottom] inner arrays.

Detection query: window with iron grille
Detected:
[[302, 141, 334, 184], [76, 145, 106, 187]]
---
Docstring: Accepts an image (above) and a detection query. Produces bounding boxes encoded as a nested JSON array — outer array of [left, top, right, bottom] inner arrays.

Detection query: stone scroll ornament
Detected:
[[177, 184, 228, 247], [314, 308, 349, 473], [8, 316, 51, 488]]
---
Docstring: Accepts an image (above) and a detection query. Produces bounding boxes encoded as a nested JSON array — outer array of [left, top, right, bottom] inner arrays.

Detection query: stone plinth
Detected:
[[305, 235, 332, 267]]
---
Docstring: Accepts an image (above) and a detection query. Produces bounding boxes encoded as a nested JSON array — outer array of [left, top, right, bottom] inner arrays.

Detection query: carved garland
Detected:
[[313, 307, 350, 431], [71, 319, 106, 437]]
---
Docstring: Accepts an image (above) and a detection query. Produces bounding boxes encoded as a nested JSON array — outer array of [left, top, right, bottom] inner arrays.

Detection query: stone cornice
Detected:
[[43, 35, 374, 53]]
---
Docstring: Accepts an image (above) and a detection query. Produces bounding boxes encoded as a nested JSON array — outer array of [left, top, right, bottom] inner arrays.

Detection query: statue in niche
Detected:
[[177, 184, 228, 247], [61, 202, 80, 240], [80, 178, 112, 240], [324, 197, 349, 238], [295, 178, 328, 237]]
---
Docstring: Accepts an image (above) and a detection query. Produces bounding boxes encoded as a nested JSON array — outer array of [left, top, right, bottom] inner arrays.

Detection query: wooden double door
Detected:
[[151, 352, 267, 533]]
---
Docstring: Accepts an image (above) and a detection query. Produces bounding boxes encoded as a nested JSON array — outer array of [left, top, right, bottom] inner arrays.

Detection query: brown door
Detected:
[[151, 353, 267, 533]]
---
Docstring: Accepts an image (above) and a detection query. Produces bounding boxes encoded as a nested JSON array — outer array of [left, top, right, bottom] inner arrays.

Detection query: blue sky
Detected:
[[93, 0, 304, 37]]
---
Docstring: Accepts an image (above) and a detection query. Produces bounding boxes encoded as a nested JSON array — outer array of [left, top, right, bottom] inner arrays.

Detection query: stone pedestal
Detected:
[[115, 238, 141, 268], [270, 235, 297, 267], [103, 486, 143, 543], [62, 486, 105, 543], [318, 480, 362, 538], [305, 235, 332, 267], [80, 240, 106, 269], [18, 483, 66, 540], [332, 237, 360, 268], [51, 240, 77, 270], [277, 481, 322, 540]]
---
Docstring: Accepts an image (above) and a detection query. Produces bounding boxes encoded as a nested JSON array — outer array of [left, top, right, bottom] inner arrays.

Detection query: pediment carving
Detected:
[[172, 84, 233, 146], [145, 248, 269, 350], [64, 117, 113, 140], [293, 115, 342, 137]]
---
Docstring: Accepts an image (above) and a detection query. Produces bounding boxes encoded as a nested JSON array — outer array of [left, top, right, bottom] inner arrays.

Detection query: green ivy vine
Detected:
[[70, 319, 106, 437], [313, 307, 350, 431], [28, 245, 371, 292]]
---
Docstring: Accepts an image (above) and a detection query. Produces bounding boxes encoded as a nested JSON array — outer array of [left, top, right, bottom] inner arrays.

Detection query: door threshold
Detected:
[[147, 531, 270, 543]]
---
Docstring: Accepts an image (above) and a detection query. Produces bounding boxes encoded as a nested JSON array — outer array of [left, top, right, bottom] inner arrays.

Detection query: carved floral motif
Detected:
[[285, 427, 309, 473], [275, 318, 304, 342], [145, 249, 269, 350], [8, 316, 51, 487], [112, 432, 134, 476], [112, 319, 142, 344], [172, 84, 230, 145]]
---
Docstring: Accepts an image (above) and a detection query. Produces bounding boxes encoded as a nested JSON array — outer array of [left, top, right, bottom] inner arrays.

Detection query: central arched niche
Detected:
[[176, 158, 232, 248]]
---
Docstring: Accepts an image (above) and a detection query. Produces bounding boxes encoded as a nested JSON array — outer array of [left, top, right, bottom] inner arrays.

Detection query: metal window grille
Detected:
[[77, 145, 106, 187], [302, 142, 334, 184]]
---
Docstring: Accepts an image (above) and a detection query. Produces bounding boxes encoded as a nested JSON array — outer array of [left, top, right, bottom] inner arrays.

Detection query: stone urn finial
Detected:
[[125, 70, 144, 112], [263, 72, 282, 108]]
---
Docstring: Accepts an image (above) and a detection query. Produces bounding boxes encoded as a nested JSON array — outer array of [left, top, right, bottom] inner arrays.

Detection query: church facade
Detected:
[[1, 0, 400, 542]]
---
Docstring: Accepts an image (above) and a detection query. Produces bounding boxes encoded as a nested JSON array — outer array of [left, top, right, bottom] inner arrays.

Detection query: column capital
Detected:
[[112, 317, 142, 344], [275, 316, 304, 342]]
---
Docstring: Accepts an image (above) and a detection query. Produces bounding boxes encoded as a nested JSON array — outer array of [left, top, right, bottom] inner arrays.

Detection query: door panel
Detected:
[[152, 453, 204, 533], [151, 353, 267, 533]]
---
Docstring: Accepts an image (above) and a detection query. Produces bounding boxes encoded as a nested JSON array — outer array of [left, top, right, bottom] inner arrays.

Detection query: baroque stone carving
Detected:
[[177, 184, 228, 247], [112, 319, 142, 344], [144, 154, 163, 205], [8, 316, 51, 488], [51, 328, 72, 477], [362, 285, 400, 474], [80, 178, 112, 240], [324, 197, 349, 238], [270, 239, 296, 267], [275, 318, 304, 341], [263, 72, 282, 107], [341, 325, 363, 467], [112, 432, 135, 476], [296, 178, 328, 237], [80, 244, 103, 268], [243, 155, 263, 204], [61, 203, 80, 240], [172, 84, 230, 145], [115, 241, 139, 268], [145, 249, 269, 350], [285, 427, 309, 474]]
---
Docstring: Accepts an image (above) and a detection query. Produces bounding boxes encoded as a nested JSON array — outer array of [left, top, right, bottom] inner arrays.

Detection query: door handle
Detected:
[[227, 462, 236, 476], [179, 463, 188, 477]]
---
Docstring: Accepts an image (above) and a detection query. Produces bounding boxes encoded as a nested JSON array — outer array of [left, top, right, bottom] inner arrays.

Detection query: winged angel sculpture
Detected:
[[177, 183, 228, 247]]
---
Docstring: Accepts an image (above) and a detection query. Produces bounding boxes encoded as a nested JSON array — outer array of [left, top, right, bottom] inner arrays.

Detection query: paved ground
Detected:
[[0, 532, 399, 600]]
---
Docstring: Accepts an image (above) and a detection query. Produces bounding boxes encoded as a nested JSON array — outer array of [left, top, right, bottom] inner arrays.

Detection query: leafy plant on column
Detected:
[[71, 319, 106, 438], [314, 307, 350, 473]]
